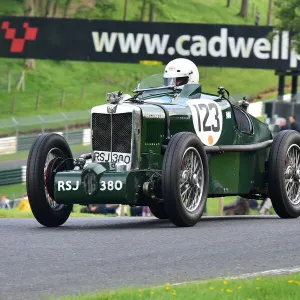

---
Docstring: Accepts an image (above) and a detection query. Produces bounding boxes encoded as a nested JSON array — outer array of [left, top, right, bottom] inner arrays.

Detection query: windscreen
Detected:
[[137, 73, 166, 89]]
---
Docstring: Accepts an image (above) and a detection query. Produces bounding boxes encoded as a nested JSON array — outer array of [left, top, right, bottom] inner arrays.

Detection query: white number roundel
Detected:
[[187, 99, 223, 146]]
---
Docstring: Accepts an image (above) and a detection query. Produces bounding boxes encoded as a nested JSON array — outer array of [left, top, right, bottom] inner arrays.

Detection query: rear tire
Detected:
[[162, 132, 209, 227], [268, 130, 300, 218], [26, 133, 73, 227]]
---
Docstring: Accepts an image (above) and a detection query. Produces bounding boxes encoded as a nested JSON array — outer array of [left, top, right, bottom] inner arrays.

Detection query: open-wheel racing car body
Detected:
[[27, 73, 300, 227]]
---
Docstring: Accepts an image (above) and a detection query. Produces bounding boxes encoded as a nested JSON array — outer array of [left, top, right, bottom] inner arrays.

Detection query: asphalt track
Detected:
[[1, 216, 300, 300]]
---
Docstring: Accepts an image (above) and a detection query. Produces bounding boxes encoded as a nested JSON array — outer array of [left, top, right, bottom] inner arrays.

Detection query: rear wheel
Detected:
[[162, 132, 209, 227], [268, 130, 300, 218], [26, 133, 74, 227]]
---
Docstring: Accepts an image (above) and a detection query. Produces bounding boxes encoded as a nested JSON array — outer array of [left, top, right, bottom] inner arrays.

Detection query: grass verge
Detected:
[[54, 272, 300, 300]]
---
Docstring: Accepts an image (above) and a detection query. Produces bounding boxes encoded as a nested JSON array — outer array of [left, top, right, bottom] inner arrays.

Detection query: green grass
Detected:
[[0, 61, 277, 119], [54, 272, 300, 300], [0, 0, 277, 119], [0, 183, 27, 199]]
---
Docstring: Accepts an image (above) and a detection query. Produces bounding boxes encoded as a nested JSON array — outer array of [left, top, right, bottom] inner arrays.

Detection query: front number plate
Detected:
[[93, 151, 131, 166]]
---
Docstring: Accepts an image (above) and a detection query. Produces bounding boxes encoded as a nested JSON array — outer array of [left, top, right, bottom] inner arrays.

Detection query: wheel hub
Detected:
[[191, 173, 199, 187], [45, 157, 64, 200], [181, 170, 190, 183], [285, 144, 300, 205], [180, 147, 204, 213], [285, 166, 293, 180], [43, 148, 69, 210]]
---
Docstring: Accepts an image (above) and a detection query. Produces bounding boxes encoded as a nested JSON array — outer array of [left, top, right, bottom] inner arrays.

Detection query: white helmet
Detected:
[[163, 58, 199, 88]]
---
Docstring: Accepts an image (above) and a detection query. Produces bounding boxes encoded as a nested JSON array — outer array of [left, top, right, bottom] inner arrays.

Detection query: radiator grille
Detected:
[[92, 113, 132, 153]]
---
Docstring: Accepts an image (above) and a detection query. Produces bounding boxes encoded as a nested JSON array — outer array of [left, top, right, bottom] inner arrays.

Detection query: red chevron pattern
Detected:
[[1, 21, 38, 53]]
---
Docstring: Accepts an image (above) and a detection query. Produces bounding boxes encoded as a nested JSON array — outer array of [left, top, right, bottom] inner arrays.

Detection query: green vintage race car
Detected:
[[26, 74, 300, 227]]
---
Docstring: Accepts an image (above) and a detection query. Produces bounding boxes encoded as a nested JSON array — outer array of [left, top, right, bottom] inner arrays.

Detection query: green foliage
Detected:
[[0, 0, 23, 16], [274, 0, 300, 52], [148, 0, 174, 21], [73, 0, 116, 20]]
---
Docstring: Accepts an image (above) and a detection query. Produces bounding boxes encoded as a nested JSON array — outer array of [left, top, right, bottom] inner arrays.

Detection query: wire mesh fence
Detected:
[[0, 110, 91, 161]]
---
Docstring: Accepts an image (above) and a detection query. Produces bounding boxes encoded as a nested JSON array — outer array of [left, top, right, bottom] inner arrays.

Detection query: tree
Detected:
[[24, 0, 35, 17], [23, 0, 73, 69], [140, 0, 147, 21], [274, 0, 300, 53], [147, 0, 167, 22], [63, 0, 72, 18], [45, 0, 53, 17], [52, 0, 59, 17], [149, 0, 155, 22], [267, 0, 273, 25], [237, 0, 248, 18], [226, 0, 231, 8], [74, 0, 116, 20], [123, 0, 128, 20], [136, 0, 170, 22]]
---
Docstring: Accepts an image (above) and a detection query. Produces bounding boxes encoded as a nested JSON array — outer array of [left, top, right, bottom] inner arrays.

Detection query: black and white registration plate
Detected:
[[93, 151, 131, 165]]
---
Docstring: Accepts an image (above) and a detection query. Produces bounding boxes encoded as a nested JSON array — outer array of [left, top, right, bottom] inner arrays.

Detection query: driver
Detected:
[[163, 58, 199, 88]]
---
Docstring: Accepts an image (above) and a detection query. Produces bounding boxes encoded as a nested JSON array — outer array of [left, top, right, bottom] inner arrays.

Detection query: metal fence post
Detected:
[[12, 117, 19, 159], [37, 115, 45, 134], [292, 102, 295, 116], [61, 112, 68, 142]]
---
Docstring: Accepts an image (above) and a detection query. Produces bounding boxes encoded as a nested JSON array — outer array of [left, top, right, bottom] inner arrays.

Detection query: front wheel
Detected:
[[162, 132, 209, 227], [26, 133, 74, 227], [268, 130, 300, 218], [149, 202, 168, 219]]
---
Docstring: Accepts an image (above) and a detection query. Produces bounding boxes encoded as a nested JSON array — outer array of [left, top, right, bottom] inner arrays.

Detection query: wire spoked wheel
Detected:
[[180, 147, 204, 213], [268, 130, 300, 218], [162, 132, 209, 227], [284, 144, 300, 206], [27, 133, 74, 227]]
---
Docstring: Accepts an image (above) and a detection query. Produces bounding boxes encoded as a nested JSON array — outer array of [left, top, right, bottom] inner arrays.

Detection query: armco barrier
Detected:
[[0, 136, 17, 154], [83, 128, 91, 146], [64, 130, 84, 145], [0, 167, 23, 186], [17, 135, 37, 152], [0, 129, 89, 156]]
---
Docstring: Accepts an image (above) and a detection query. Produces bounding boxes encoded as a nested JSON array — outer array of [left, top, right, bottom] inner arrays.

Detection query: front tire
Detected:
[[268, 130, 300, 218], [162, 132, 209, 227], [149, 202, 168, 219], [26, 133, 73, 227]]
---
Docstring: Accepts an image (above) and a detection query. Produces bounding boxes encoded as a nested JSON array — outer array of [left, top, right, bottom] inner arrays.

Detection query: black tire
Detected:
[[149, 202, 168, 219], [162, 132, 209, 227], [268, 130, 300, 218], [26, 133, 73, 227]]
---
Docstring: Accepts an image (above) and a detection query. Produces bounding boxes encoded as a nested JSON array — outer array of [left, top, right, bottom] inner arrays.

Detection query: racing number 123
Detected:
[[193, 103, 220, 132]]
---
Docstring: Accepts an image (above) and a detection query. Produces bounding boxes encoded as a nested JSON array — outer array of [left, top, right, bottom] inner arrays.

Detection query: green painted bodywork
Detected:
[[54, 83, 272, 205], [54, 164, 154, 205]]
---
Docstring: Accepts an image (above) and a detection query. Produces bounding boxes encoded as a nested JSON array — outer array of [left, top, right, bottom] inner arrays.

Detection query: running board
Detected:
[[204, 140, 273, 153]]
